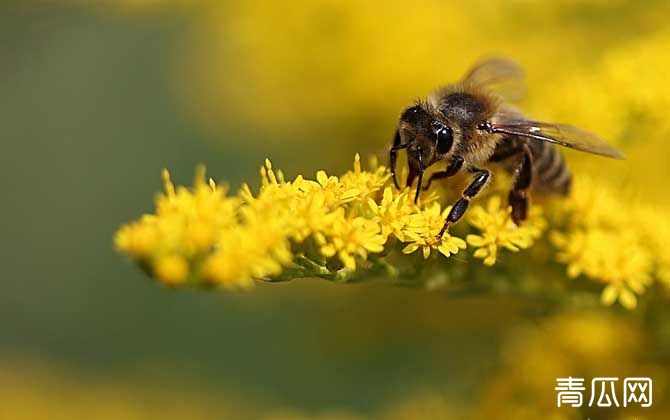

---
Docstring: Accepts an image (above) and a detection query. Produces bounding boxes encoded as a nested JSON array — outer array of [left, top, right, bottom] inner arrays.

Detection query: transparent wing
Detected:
[[490, 118, 625, 159], [462, 57, 526, 101]]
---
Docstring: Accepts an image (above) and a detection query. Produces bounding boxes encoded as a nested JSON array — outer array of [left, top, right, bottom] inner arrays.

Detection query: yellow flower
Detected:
[[315, 212, 386, 270], [466, 196, 546, 266], [339, 154, 390, 201], [367, 187, 416, 241], [153, 167, 239, 256], [313, 170, 361, 206], [401, 203, 467, 259]]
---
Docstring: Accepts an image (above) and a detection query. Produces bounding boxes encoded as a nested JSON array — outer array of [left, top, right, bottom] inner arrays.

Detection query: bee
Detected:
[[390, 58, 624, 239]]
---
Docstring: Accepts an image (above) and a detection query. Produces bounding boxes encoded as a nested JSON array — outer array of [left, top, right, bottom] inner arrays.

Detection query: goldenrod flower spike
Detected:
[[115, 154, 670, 310]]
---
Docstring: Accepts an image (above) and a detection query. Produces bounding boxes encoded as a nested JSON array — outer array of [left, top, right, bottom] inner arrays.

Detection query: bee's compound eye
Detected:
[[436, 125, 453, 154], [401, 105, 423, 122]]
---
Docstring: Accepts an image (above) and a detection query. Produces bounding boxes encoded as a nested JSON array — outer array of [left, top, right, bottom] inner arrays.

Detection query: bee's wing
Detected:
[[462, 57, 526, 101], [490, 117, 625, 159]]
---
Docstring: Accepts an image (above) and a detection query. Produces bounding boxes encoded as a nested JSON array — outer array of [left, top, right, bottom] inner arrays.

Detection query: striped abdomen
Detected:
[[528, 140, 571, 195]]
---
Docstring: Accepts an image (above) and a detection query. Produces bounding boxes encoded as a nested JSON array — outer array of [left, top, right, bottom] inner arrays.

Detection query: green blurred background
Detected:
[[2, 1, 669, 418]]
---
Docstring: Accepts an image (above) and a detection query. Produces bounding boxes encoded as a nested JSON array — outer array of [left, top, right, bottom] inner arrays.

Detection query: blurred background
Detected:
[[2, 0, 670, 418]]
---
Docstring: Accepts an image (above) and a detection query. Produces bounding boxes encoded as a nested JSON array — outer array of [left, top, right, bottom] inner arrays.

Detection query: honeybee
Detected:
[[390, 58, 624, 239]]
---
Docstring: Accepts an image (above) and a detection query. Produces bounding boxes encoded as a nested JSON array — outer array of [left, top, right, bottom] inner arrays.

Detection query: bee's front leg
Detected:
[[390, 129, 409, 189], [412, 146, 425, 204], [437, 167, 490, 239]]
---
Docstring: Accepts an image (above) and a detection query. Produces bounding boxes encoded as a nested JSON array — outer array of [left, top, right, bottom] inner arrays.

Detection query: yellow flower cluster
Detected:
[[115, 154, 670, 310], [402, 203, 467, 260], [115, 155, 670, 310], [115, 155, 550, 290], [466, 196, 546, 266], [114, 167, 241, 286]]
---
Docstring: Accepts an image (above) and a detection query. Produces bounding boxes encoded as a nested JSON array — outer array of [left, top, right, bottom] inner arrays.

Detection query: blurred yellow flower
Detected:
[[114, 217, 158, 259], [202, 218, 292, 289], [154, 254, 189, 285], [552, 228, 653, 309], [550, 177, 669, 309]]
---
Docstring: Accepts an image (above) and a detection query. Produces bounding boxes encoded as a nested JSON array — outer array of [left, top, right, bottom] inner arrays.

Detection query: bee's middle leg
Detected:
[[508, 144, 533, 225], [437, 167, 490, 239], [422, 156, 464, 191]]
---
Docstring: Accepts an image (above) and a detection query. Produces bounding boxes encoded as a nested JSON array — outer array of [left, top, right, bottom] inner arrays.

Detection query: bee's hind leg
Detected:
[[508, 144, 533, 225], [437, 166, 490, 239]]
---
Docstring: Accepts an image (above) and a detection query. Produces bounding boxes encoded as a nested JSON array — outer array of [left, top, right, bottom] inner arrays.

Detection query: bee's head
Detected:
[[398, 103, 455, 161], [432, 91, 499, 148]]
